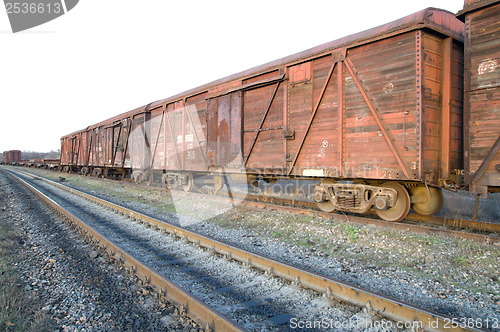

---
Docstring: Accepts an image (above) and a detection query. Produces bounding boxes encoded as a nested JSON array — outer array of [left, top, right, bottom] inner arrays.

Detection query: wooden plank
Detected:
[[464, 3, 500, 192], [441, 37, 453, 179], [344, 56, 411, 179], [207, 73, 284, 99], [244, 82, 281, 166], [288, 60, 337, 175]]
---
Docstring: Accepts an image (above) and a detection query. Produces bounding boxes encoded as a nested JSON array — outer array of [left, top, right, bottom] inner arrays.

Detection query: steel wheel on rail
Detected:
[[92, 168, 103, 178], [375, 182, 410, 222], [410, 186, 444, 216], [182, 172, 194, 192], [81, 167, 89, 176], [316, 179, 337, 213]]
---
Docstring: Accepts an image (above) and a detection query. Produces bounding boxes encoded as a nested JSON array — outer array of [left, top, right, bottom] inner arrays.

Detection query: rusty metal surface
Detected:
[[422, 34, 465, 184], [2, 150, 21, 164], [243, 79, 284, 171], [59, 9, 463, 145], [461, 1, 500, 194], [4, 169, 245, 332], [457, 0, 500, 19], [280, 27, 463, 184], [40, 159, 60, 169], [63, 9, 463, 178], [148, 8, 463, 113], [14, 168, 482, 332], [59, 8, 467, 193]]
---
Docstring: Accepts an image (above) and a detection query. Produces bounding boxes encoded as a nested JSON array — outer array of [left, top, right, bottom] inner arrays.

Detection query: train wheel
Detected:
[[213, 175, 224, 192], [182, 173, 194, 192], [92, 168, 103, 178], [316, 179, 337, 213], [410, 186, 444, 216], [375, 182, 410, 222]]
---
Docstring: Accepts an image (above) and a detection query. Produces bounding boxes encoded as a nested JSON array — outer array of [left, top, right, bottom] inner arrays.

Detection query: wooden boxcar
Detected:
[[2, 150, 22, 164], [457, 0, 500, 196], [61, 8, 465, 221]]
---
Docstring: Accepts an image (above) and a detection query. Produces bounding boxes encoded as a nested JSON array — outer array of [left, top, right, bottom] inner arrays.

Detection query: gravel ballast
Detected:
[[9, 167, 500, 330], [0, 169, 199, 331], [20, 171, 408, 331]]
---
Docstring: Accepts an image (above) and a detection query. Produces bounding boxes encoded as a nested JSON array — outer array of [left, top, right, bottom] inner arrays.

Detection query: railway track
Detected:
[[1, 167, 485, 331], [237, 193, 500, 244], [12, 166, 500, 244], [251, 195, 500, 233], [130, 177, 500, 244]]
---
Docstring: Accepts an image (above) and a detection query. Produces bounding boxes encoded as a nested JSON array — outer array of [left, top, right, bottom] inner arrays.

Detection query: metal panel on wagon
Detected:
[[458, 0, 500, 194], [287, 56, 340, 177], [185, 93, 209, 171], [207, 91, 243, 169], [243, 75, 285, 173], [2, 150, 21, 164], [343, 32, 418, 181], [285, 26, 464, 185]]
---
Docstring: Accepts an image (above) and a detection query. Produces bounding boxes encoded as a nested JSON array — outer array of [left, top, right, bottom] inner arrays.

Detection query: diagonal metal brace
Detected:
[[344, 56, 411, 179]]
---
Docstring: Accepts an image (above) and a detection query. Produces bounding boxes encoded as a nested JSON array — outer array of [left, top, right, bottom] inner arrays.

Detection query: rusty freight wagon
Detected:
[[2, 150, 22, 165], [457, 0, 500, 196], [41, 158, 61, 170], [61, 8, 465, 222]]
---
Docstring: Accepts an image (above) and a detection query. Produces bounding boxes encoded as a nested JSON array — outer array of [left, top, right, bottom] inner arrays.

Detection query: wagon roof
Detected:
[[62, 7, 464, 138], [457, 0, 500, 21]]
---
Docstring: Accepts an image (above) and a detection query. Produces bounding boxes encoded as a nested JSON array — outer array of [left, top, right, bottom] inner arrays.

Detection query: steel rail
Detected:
[[8, 168, 485, 332], [144, 183, 497, 242], [153, 186, 500, 236], [12, 166, 500, 239], [2, 169, 245, 332], [87, 176, 499, 243], [239, 192, 500, 236], [240, 194, 500, 244]]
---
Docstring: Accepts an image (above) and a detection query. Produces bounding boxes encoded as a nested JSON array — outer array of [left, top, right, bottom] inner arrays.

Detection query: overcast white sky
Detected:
[[0, 0, 464, 153]]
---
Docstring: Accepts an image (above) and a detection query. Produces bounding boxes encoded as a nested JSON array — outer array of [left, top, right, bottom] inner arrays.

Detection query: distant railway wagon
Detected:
[[60, 4, 498, 222], [2, 150, 21, 165], [42, 158, 61, 170], [457, 0, 500, 196], [34, 159, 44, 167], [24, 158, 60, 169]]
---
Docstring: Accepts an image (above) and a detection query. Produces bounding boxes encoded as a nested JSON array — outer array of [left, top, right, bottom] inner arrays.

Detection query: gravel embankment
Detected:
[[24, 172, 403, 331], [0, 169, 199, 331], [11, 167, 500, 330]]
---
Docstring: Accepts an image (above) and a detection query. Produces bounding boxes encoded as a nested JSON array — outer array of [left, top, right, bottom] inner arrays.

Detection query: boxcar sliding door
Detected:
[[207, 92, 242, 168], [242, 74, 286, 174]]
